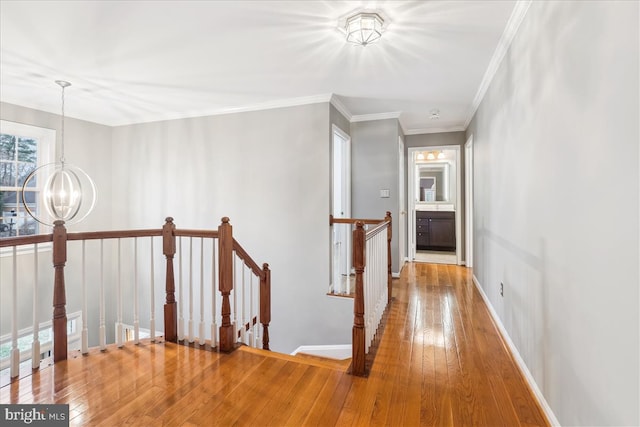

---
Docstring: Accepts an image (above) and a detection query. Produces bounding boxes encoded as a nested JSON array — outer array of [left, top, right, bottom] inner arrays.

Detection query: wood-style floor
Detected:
[[0, 263, 549, 426]]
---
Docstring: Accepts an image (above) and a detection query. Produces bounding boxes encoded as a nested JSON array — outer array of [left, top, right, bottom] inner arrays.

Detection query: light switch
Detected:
[[380, 189, 390, 198]]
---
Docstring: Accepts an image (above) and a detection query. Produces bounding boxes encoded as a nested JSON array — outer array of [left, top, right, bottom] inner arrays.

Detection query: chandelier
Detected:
[[22, 81, 96, 226]]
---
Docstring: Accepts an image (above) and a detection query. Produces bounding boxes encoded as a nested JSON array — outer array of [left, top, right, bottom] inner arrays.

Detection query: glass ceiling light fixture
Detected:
[[437, 151, 445, 160], [22, 80, 96, 226], [344, 12, 384, 46]]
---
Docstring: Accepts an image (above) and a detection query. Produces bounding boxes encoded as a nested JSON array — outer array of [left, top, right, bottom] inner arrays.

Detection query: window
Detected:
[[0, 121, 55, 238]]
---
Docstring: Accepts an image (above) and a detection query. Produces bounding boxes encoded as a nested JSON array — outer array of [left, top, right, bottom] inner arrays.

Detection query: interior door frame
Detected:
[[398, 136, 406, 268], [330, 124, 351, 292], [464, 135, 474, 268], [407, 145, 462, 264]]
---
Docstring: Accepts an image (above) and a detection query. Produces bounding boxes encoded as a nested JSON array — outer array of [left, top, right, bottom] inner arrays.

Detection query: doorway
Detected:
[[331, 125, 351, 293], [407, 146, 462, 265]]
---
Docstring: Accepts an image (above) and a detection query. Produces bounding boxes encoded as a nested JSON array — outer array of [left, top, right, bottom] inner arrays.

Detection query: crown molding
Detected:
[[329, 95, 353, 121], [351, 111, 401, 122], [463, 0, 532, 129], [112, 93, 334, 126], [404, 125, 466, 135]]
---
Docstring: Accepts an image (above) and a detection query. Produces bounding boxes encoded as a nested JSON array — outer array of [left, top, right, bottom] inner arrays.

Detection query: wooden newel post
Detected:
[[352, 221, 366, 376], [163, 217, 177, 342], [52, 220, 68, 362], [218, 217, 235, 352], [260, 263, 271, 351], [385, 211, 392, 304]]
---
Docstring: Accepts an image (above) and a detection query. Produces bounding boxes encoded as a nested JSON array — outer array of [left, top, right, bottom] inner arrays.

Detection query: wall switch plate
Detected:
[[380, 189, 390, 198]]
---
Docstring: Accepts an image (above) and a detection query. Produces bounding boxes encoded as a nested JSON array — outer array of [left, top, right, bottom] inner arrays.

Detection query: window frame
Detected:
[[0, 120, 55, 240]]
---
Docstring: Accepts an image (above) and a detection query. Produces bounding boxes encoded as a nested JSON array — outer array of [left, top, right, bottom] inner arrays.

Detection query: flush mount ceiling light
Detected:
[[22, 80, 96, 226], [343, 12, 385, 46], [429, 109, 441, 120]]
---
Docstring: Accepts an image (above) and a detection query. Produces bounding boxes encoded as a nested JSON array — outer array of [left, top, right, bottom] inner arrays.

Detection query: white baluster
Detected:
[[32, 243, 41, 368], [199, 238, 205, 346], [133, 237, 140, 345], [81, 240, 88, 354], [116, 238, 123, 347], [178, 237, 184, 341], [241, 262, 246, 344], [99, 240, 106, 350], [188, 237, 194, 343], [248, 271, 254, 347], [10, 247, 19, 378], [150, 237, 156, 343], [232, 252, 237, 342], [211, 239, 218, 348]]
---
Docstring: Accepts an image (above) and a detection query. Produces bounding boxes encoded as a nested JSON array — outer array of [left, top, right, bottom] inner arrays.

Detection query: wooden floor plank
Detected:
[[0, 263, 549, 426]]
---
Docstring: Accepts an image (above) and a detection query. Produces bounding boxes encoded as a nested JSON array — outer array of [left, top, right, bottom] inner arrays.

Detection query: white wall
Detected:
[[111, 103, 353, 353], [466, 1, 639, 425]]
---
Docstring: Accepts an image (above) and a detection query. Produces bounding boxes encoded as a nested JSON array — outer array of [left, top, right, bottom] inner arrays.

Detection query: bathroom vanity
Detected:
[[415, 204, 456, 251]]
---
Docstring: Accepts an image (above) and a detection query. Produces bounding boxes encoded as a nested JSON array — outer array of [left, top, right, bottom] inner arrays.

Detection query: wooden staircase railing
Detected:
[[0, 216, 270, 376], [330, 212, 392, 376]]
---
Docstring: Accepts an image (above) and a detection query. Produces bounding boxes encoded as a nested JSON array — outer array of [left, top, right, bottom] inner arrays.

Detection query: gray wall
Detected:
[[466, 1, 639, 425], [351, 119, 400, 273], [111, 103, 353, 353]]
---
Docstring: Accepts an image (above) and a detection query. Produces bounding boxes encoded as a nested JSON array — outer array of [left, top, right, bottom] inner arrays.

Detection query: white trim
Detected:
[[392, 272, 401, 279], [110, 93, 334, 126], [464, 135, 474, 268], [404, 125, 466, 135], [329, 95, 353, 121], [291, 344, 351, 360], [463, 0, 532, 128], [351, 111, 401, 122], [472, 275, 561, 427]]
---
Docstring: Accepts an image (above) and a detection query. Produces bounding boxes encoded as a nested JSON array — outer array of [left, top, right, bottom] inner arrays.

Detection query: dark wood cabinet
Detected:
[[416, 211, 455, 251]]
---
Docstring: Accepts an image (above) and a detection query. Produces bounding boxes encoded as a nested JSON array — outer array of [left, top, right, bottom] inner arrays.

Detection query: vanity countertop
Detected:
[[415, 202, 455, 212]]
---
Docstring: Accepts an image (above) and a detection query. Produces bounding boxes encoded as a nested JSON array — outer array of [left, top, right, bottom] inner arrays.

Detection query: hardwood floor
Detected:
[[0, 263, 549, 426]]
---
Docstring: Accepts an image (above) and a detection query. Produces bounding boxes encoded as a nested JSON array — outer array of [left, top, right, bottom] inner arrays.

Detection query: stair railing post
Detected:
[[52, 220, 68, 362], [352, 221, 366, 376], [218, 217, 235, 352], [385, 211, 392, 304], [260, 263, 271, 350], [163, 217, 177, 342]]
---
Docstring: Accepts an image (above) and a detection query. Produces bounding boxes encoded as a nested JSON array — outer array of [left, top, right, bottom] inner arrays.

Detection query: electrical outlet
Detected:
[[500, 282, 504, 297]]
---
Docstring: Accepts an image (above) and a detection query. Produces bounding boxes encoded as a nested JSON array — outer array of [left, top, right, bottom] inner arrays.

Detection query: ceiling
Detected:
[[0, 1, 518, 133]]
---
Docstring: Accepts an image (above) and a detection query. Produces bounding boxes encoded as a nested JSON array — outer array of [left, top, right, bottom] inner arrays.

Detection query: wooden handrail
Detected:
[[329, 215, 384, 226], [0, 234, 53, 247], [2, 214, 270, 365], [233, 239, 265, 279]]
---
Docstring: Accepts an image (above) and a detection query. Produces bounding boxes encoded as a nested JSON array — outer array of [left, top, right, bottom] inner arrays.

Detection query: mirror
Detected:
[[416, 163, 450, 202]]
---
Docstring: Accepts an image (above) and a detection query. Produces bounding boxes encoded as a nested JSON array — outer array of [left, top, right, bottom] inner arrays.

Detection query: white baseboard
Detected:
[[392, 272, 401, 278], [472, 275, 561, 427], [291, 344, 351, 360]]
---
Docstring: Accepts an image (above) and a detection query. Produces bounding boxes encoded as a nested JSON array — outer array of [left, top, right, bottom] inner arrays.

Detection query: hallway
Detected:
[[1, 263, 549, 426]]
